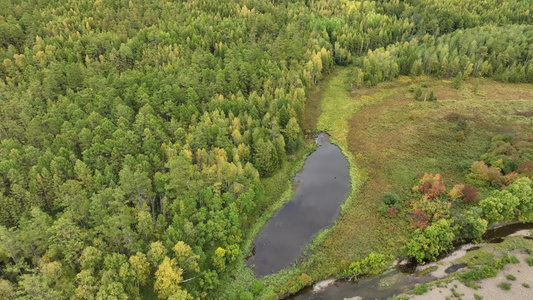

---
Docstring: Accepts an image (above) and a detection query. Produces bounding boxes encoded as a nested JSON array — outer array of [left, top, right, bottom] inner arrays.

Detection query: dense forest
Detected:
[[350, 25, 533, 88], [1, 0, 533, 299]]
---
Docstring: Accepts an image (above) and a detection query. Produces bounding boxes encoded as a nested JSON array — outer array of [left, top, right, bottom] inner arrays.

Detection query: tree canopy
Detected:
[[1, 0, 533, 298]]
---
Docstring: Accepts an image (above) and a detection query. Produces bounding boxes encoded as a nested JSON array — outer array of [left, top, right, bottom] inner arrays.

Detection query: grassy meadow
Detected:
[[301, 72, 533, 285]]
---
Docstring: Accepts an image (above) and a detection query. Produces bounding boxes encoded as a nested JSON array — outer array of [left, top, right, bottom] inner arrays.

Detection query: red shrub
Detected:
[[387, 206, 397, 217], [413, 209, 429, 229], [419, 181, 432, 194], [463, 185, 478, 204], [416, 173, 446, 199]]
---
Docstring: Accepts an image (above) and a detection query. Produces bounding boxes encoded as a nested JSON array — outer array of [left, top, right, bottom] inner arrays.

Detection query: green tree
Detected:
[[96, 282, 128, 300], [148, 241, 166, 268], [505, 178, 533, 222], [47, 215, 86, 267], [129, 252, 150, 293], [479, 190, 520, 224], [405, 219, 455, 263], [452, 73, 463, 89], [73, 270, 99, 300], [172, 241, 199, 274]]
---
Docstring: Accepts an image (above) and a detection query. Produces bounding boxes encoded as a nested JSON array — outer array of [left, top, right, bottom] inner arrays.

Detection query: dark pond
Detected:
[[246, 132, 351, 277], [288, 222, 533, 299]]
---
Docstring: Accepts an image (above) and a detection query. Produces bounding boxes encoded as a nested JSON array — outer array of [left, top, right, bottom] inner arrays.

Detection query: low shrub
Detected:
[[404, 219, 454, 263], [517, 162, 533, 177], [457, 265, 498, 283], [239, 291, 253, 300], [455, 207, 487, 242], [414, 173, 446, 199], [414, 284, 428, 295], [499, 282, 511, 290], [526, 257, 533, 266], [493, 254, 519, 270], [467, 161, 504, 188], [412, 209, 429, 229], [251, 281, 264, 295], [479, 191, 520, 225], [414, 88, 422, 100], [463, 185, 478, 204], [377, 193, 400, 217], [348, 252, 388, 276], [450, 184, 478, 204]]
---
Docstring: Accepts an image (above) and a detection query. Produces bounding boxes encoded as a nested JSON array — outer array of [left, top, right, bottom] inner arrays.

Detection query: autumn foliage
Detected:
[[413, 209, 429, 229], [449, 183, 478, 204], [414, 173, 446, 199], [410, 173, 451, 222], [387, 206, 398, 217], [518, 162, 533, 177], [463, 185, 478, 204]]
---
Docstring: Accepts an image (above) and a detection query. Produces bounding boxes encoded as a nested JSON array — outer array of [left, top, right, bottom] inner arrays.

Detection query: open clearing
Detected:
[[305, 74, 533, 279]]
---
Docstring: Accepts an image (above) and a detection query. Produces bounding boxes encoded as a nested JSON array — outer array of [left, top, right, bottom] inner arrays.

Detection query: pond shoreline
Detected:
[[246, 132, 351, 277]]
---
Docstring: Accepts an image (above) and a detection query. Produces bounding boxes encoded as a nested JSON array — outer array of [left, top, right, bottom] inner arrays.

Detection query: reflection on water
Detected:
[[246, 133, 351, 277]]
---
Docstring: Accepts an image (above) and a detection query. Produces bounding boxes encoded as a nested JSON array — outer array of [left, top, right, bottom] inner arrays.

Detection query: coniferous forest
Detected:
[[1, 0, 533, 299]]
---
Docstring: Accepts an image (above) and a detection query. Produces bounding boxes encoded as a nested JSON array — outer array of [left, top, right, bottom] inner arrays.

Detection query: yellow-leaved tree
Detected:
[[154, 241, 199, 299], [154, 257, 184, 299]]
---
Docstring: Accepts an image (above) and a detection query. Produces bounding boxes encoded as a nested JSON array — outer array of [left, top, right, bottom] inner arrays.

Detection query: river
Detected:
[[288, 222, 533, 299]]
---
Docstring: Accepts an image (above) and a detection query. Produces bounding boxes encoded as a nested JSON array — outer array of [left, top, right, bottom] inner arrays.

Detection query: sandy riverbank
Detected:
[[407, 249, 533, 299]]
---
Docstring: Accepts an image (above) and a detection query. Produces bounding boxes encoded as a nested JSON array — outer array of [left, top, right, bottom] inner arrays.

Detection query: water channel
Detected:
[[289, 222, 533, 300]]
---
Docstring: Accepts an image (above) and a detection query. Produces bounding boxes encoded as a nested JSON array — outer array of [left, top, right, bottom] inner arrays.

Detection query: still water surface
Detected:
[[246, 133, 351, 277]]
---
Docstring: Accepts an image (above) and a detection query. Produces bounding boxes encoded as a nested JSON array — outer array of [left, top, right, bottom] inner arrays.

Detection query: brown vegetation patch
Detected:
[[433, 83, 461, 100], [514, 109, 533, 118], [318, 88, 413, 265], [302, 72, 336, 136], [477, 80, 533, 100]]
